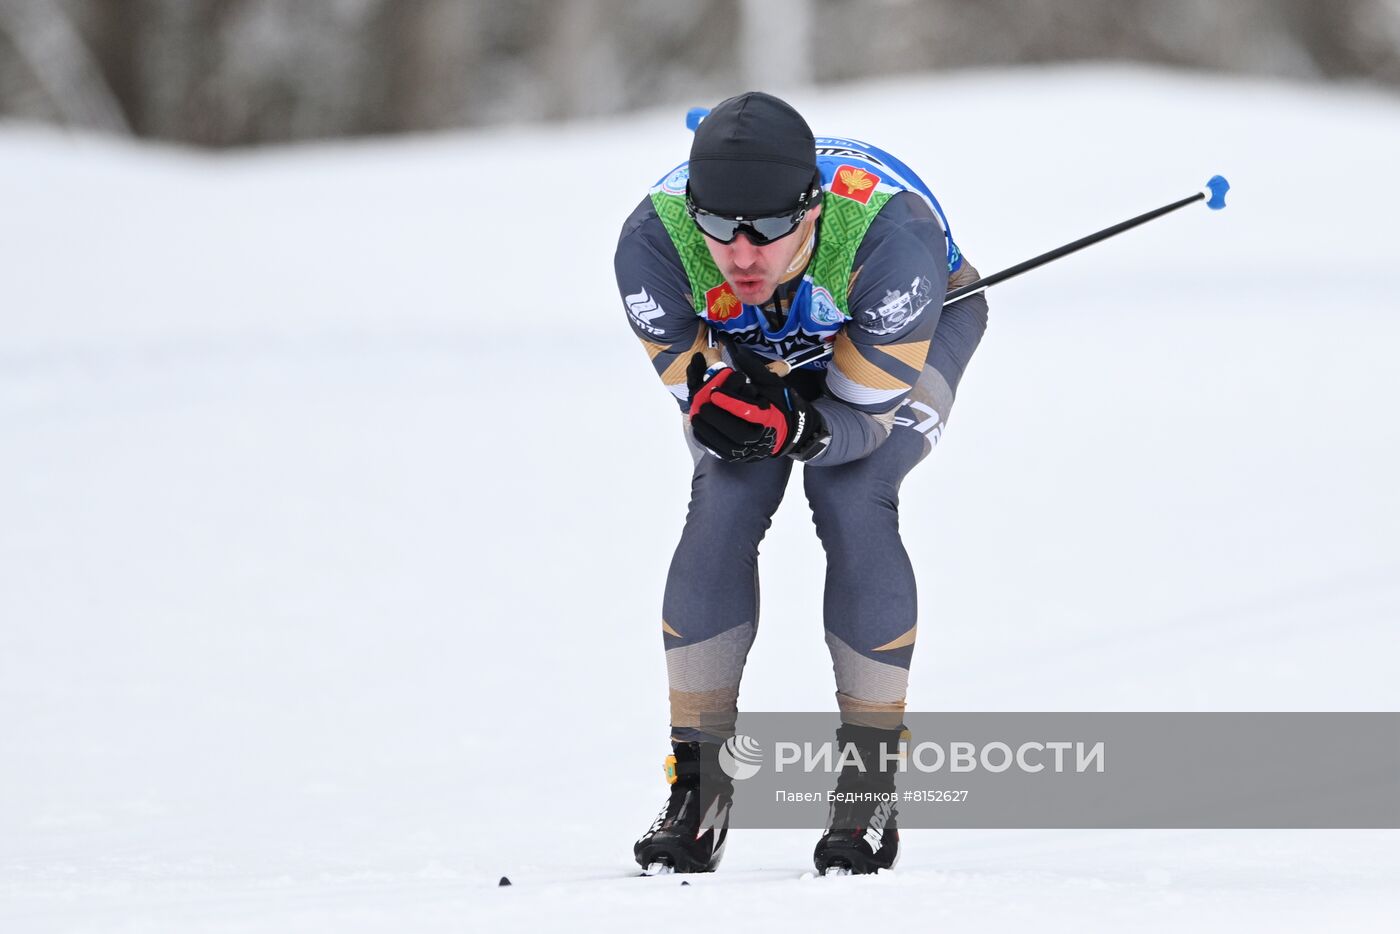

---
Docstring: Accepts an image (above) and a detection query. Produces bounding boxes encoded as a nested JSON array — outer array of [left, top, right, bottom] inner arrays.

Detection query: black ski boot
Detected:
[[813, 723, 904, 876], [634, 741, 734, 874]]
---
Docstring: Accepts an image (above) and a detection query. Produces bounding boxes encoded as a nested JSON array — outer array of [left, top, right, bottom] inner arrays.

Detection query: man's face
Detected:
[[701, 207, 821, 306]]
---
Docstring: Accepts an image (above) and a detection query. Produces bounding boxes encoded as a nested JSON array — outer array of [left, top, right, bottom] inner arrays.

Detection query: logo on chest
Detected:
[[705, 282, 744, 322], [809, 285, 845, 327]]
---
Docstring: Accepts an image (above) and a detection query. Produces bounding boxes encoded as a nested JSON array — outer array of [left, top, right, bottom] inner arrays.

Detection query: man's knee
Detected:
[[686, 456, 791, 534], [804, 463, 903, 555]]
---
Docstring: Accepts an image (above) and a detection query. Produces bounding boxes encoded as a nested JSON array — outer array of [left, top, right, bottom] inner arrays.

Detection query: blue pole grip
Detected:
[[1205, 175, 1230, 210], [685, 107, 710, 131]]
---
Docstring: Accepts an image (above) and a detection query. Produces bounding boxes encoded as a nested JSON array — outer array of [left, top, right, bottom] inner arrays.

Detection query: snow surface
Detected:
[[3, 65, 1399, 932]]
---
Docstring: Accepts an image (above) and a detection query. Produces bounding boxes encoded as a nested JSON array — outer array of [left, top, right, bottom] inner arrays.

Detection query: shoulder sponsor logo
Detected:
[[815, 145, 891, 169], [625, 288, 666, 335], [705, 282, 744, 322], [660, 165, 689, 196], [946, 240, 962, 272], [830, 165, 881, 204], [856, 274, 933, 335]]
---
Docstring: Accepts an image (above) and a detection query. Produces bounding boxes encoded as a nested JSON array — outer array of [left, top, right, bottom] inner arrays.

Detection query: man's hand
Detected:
[[686, 346, 827, 463]]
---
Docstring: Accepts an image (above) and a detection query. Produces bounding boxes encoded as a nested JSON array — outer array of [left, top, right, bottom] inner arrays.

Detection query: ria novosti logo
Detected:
[[718, 734, 763, 780], [715, 733, 1106, 781]]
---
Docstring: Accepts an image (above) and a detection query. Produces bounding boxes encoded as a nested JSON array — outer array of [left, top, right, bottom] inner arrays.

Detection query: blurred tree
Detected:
[[741, 0, 812, 89], [0, 0, 128, 132], [383, 0, 478, 130], [1284, 0, 1400, 82], [0, 0, 1396, 146]]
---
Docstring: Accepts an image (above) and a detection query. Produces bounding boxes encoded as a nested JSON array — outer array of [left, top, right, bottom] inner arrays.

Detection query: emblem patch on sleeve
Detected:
[[625, 288, 666, 335], [856, 275, 933, 335]]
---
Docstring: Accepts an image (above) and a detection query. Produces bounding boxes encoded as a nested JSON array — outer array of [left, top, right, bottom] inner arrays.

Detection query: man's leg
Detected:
[[663, 431, 793, 742], [802, 345, 980, 874], [804, 267, 987, 722], [803, 416, 929, 725]]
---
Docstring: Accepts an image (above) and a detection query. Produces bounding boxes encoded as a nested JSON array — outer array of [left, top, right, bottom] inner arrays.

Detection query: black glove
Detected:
[[686, 346, 827, 463]]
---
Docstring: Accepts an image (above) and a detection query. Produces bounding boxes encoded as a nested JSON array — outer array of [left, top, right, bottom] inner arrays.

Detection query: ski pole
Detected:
[[769, 176, 1231, 376]]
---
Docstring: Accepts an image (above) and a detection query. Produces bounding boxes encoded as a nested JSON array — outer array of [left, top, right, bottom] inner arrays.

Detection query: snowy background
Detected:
[[3, 66, 1400, 932]]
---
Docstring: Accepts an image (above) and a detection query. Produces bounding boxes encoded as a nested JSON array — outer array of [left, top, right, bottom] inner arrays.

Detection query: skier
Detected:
[[614, 91, 989, 875]]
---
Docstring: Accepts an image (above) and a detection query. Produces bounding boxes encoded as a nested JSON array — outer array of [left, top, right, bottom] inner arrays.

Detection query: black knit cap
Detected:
[[688, 91, 818, 217]]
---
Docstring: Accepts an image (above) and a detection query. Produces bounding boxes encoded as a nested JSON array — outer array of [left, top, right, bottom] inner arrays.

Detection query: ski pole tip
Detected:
[[685, 107, 710, 131], [1204, 175, 1230, 210]]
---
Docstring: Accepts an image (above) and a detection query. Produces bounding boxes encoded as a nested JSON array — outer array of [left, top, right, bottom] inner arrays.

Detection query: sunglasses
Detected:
[[685, 183, 822, 246]]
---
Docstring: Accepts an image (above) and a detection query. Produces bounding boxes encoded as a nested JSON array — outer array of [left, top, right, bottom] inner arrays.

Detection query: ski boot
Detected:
[[634, 741, 734, 874], [813, 723, 904, 876]]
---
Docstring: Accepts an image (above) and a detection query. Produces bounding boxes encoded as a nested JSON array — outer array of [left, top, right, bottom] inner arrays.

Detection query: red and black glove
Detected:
[[686, 346, 827, 463]]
